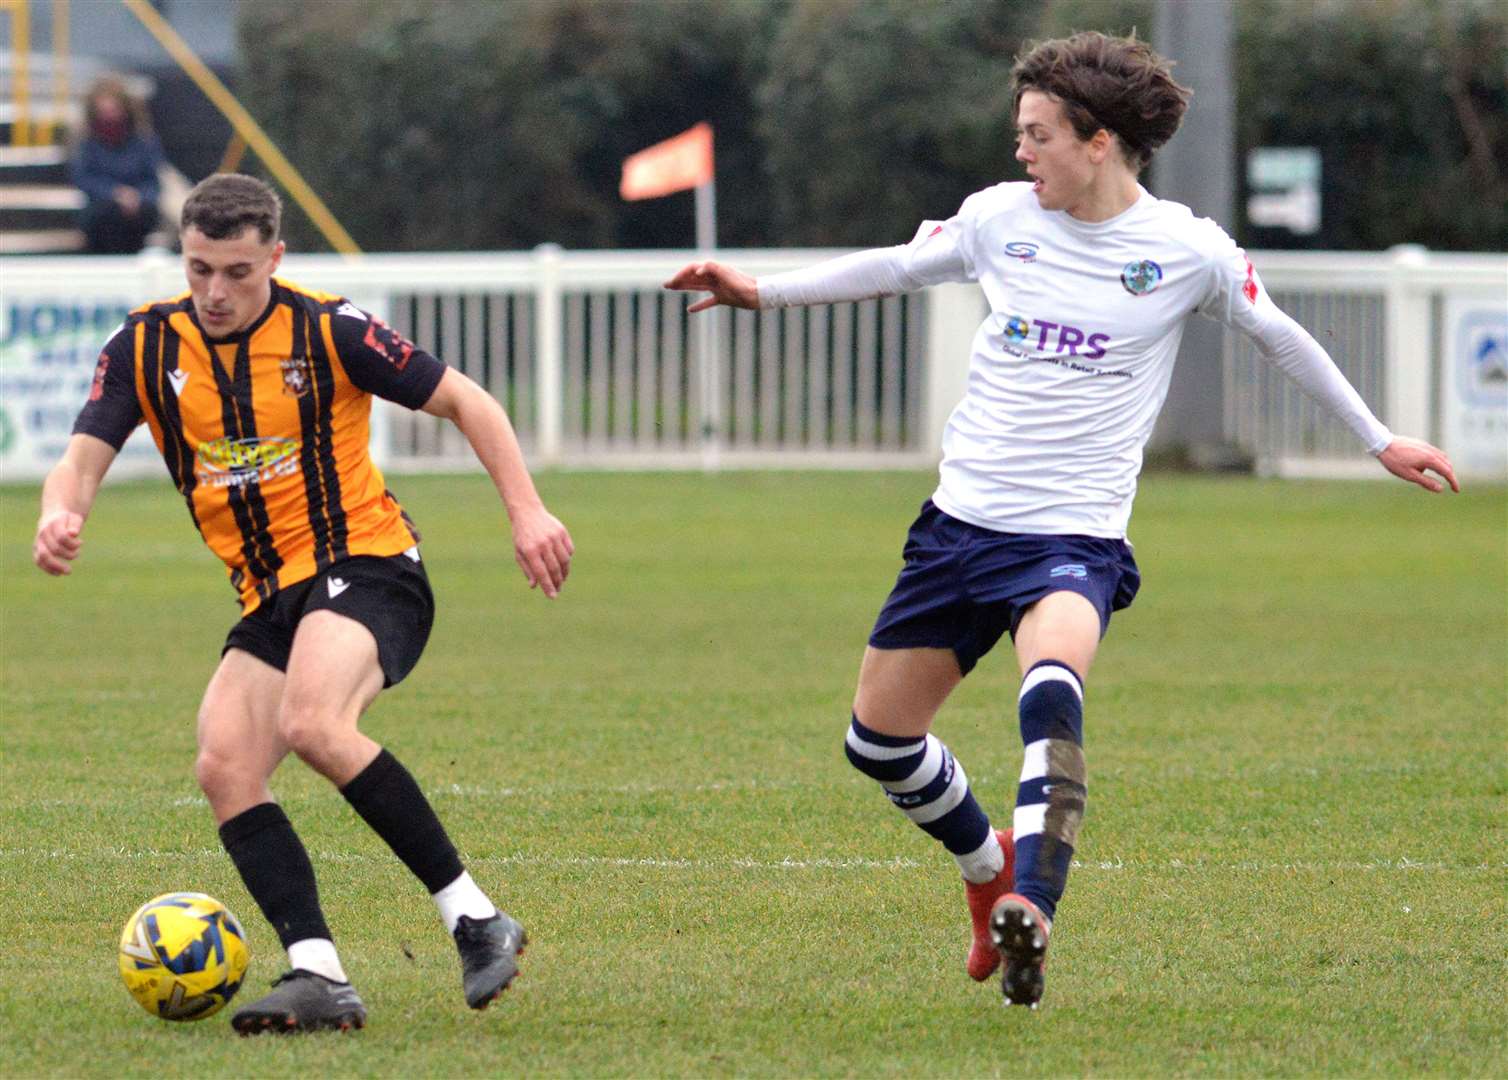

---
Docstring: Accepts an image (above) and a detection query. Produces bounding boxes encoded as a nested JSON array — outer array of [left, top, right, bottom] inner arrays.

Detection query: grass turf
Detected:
[[1, 470, 1504, 1077]]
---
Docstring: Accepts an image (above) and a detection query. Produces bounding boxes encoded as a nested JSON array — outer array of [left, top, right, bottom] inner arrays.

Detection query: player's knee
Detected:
[[194, 747, 248, 802], [276, 700, 339, 766]]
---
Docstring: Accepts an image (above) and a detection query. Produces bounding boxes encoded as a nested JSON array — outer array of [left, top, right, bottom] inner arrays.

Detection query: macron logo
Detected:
[[335, 302, 366, 321], [167, 369, 189, 396], [327, 577, 350, 599]]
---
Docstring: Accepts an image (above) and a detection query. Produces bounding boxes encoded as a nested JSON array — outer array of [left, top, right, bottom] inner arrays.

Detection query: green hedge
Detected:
[[237, 0, 1505, 253]]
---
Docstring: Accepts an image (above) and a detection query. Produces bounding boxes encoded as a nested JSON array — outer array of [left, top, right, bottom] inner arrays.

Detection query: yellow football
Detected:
[[118, 892, 250, 1021]]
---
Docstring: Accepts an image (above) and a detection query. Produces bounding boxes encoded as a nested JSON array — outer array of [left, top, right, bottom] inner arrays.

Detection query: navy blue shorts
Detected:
[[868, 501, 1140, 676]]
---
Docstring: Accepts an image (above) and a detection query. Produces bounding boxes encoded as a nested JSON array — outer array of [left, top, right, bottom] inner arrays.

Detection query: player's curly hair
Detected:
[[181, 173, 282, 243], [1011, 31, 1192, 173]]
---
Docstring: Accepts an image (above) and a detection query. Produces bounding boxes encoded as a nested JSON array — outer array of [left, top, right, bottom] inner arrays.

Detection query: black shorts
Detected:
[[869, 501, 1140, 676], [223, 551, 435, 687]]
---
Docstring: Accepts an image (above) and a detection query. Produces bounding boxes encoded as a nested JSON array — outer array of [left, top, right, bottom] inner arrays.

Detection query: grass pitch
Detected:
[[1, 470, 1504, 1077]]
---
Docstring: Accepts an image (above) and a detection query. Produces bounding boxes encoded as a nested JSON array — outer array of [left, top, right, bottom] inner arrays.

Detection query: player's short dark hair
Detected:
[[181, 173, 282, 243], [1011, 31, 1192, 173]]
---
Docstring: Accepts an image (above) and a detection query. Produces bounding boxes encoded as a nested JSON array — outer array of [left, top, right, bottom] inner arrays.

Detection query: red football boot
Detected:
[[989, 892, 1050, 1007], [963, 828, 1014, 981]]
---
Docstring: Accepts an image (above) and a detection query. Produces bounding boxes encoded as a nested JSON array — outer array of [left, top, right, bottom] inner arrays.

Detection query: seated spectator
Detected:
[[72, 76, 164, 254]]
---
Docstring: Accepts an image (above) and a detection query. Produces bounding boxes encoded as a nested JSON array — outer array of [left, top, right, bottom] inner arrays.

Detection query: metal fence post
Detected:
[[922, 283, 985, 458], [1384, 244, 1431, 440], [534, 243, 563, 465]]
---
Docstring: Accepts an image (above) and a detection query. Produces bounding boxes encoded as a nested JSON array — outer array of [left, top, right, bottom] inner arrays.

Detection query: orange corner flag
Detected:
[[620, 123, 714, 201]]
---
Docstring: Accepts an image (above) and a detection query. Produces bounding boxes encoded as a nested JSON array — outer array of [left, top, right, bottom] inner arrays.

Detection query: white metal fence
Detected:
[[1221, 246, 1505, 478], [1, 245, 1503, 482]]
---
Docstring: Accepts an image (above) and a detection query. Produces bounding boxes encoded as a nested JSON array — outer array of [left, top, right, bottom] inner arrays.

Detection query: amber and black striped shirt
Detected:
[[74, 277, 446, 614]]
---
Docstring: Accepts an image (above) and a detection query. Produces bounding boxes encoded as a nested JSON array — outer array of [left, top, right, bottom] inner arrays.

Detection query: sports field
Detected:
[[1, 470, 1503, 1077]]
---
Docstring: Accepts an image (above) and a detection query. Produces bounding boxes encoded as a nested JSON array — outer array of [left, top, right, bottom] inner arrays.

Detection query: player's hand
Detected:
[[663, 260, 760, 313], [33, 510, 85, 576], [1376, 436, 1459, 494], [510, 504, 574, 598]]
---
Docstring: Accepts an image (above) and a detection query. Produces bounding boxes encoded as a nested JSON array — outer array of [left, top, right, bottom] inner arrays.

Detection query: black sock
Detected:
[[218, 802, 333, 949], [340, 748, 465, 894]]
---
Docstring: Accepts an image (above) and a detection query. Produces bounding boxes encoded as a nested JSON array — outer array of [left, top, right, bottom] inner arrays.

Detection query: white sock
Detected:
[[956, 829, 1006, 884], [432, 870, 498, 934], [286, 938, 348, 983]]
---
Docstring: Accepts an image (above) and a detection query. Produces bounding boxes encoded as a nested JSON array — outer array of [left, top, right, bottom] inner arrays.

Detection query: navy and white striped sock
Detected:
[[1012, 661, 1087, 923], [845, 714, 1004, 883]]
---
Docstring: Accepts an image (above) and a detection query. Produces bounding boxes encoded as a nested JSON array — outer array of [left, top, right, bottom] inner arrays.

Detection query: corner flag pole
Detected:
[[694, 174, 719, 472], [620, 123, 720, 470]]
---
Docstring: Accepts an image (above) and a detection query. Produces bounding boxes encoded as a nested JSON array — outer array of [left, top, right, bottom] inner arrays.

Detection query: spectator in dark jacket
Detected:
[[72, 77, 164, 254]]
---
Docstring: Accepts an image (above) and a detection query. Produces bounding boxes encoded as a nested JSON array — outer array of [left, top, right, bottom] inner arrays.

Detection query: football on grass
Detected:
[[118, 892, 249, 1021]]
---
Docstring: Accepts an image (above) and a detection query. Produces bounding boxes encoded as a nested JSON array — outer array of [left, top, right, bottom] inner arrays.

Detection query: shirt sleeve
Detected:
[[71, 321, 143, 449], [1196, 226, 1393, 454], [328, 303, 448, 409], [758, 195, 980, 309]]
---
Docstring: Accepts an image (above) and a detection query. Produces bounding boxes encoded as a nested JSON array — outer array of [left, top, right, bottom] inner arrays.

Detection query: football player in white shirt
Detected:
[[666, 30, 1456, 1008]]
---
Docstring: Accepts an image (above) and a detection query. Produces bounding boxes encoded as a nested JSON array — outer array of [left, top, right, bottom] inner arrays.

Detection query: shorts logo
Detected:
[[1121, 259, 1163, 296], [327, 577, 350, 599], [1049, 564, 1088, 580], [280, 355, 311, 397], [1004, 241, 1040, 262]]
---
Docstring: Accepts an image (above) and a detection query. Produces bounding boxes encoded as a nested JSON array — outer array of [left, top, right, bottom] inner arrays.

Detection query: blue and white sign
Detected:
[[0, 297, 161, 482], [1442, 299, 1508, 478]]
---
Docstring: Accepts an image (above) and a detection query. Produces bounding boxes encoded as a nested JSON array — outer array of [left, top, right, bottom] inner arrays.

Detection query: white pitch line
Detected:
[[0, 847, 1500, 875]]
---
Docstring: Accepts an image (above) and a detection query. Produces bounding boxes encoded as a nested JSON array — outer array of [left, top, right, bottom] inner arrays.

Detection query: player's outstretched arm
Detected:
[[1376, 435, 1460, 494], [33, 434, 118, 576], [420, 367, 574, 597], [663, 261, 760, 313]]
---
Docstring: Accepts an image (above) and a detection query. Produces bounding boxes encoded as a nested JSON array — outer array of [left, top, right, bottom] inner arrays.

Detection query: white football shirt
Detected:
[[759, 182, 1392, 538]]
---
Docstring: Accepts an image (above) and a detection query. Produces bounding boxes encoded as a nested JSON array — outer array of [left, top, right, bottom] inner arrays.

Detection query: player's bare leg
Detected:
[[852, 645, 962, 738], [849, 646, 1014, 979], [992, 591, 1101, 1006], [195, 649, 288, 826], [282, 609, 525, 1010], [196, 646, 361, 1031]]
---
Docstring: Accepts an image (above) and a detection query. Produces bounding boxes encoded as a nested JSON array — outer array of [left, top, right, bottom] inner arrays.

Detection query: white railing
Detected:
[[1, 245, 1503, 482], [1221, 247, 1505, 478]]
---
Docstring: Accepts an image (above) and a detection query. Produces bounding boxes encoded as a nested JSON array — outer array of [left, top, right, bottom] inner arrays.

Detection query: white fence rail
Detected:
[[1, 245, 1503, 482]]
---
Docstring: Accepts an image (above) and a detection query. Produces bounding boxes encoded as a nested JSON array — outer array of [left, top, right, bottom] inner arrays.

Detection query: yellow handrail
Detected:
[[2, 0, 32, 146], [45, 0, 69, 145], [121, 0, 362, 256]]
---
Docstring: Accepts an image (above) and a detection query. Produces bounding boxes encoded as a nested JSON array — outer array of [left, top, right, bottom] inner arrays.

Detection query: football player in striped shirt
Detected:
[[34, 174, 573, 1032]]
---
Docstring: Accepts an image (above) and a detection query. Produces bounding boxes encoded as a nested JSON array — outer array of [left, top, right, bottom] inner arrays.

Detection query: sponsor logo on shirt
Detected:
[[195, 435, 301, 488], [1004, 241, 1040, 262], [1000, 314, 1111, 360], [1121, 259, 1163, 296]]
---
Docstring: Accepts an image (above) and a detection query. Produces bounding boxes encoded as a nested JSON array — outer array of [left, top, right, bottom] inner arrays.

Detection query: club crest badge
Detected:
[[1121, 259, 1163, 296], [281, 354, 312, 397]]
